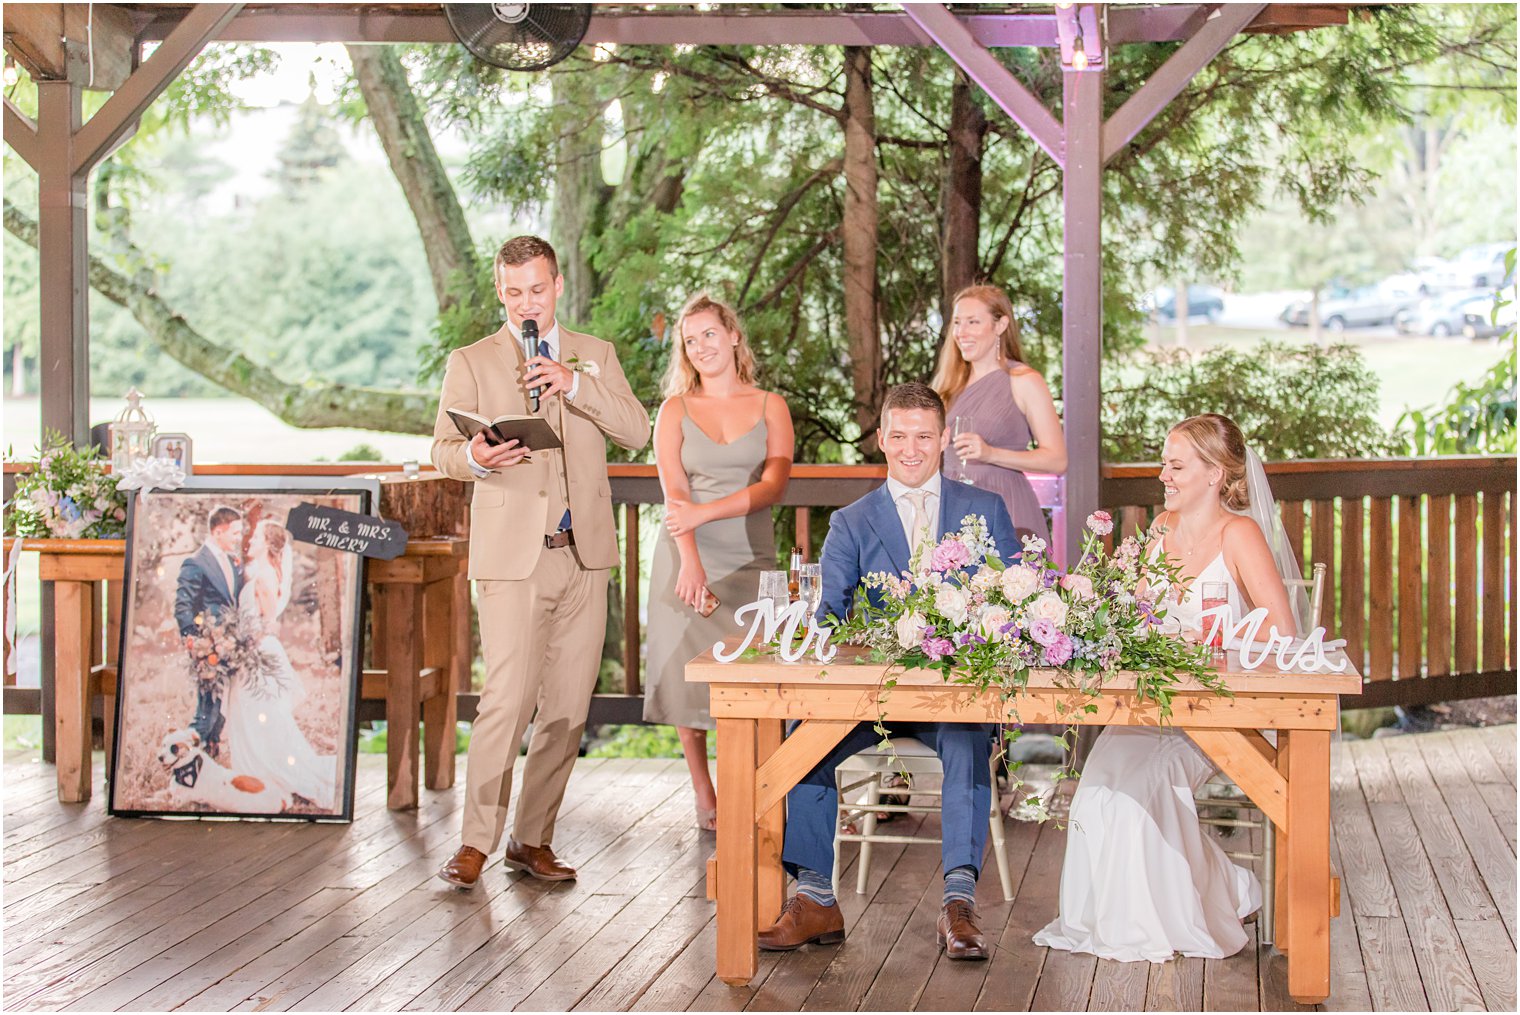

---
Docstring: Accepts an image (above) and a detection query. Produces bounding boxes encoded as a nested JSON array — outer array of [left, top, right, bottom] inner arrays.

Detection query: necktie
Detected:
[[904, 489, 933, 561], [540, 337, 572, 532]]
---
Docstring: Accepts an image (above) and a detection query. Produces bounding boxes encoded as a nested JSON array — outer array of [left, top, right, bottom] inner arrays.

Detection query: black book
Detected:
[[446, 409, 563, 451]]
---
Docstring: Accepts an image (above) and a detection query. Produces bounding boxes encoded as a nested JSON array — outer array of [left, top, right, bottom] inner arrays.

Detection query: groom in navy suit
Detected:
[[759, 383, 1021, 961], [174, 505, 245, 755]]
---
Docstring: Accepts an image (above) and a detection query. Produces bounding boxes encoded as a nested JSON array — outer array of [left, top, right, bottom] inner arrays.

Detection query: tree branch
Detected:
[[5, 200, 435, 434]]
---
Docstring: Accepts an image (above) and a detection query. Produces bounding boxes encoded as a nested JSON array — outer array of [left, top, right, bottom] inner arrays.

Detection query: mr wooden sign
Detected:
[[287, 503, 408, 560]]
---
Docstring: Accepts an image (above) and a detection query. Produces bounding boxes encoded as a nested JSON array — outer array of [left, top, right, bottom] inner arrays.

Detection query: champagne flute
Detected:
[[799, 563, 824, 619], [952, 415, 976, 485], [758, 571, 790, 612]]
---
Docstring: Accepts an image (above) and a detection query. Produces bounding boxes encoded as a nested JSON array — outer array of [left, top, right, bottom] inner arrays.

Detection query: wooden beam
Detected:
[[1060, 65, 1102, 562], [1101, 4, 1266, 164], [754, 719, 855, 818], [71, 3, 242, 176], [3, 97, 40, 171], [901, 3, 1064, 167], [3, 4, 135, 89], [1188, 728, 1290, 830]]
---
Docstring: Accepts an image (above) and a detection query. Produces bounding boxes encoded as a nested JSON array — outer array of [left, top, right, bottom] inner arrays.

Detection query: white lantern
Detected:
[[109, 387, 156, 473]]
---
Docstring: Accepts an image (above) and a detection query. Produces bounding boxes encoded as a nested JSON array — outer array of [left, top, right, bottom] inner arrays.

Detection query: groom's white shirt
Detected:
[[884, 472, 943, 550], [202, 540, 236, 597]]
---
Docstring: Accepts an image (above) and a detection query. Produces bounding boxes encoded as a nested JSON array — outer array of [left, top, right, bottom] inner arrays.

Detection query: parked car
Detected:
[[1394, 290, 1494, 337], [1147, 284, 1226, 322], [1278, 281, 1419, 330], [1462, 300, 1517, 340], [1432, 242, 1516, 290]]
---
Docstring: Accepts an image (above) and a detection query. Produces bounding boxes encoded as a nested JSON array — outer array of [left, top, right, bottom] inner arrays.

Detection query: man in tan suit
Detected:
[[432, 236, 650, 888]]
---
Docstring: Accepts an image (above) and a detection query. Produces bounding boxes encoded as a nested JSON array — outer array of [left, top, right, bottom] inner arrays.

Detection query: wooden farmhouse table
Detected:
[[686, 645, 1361, 1004], [4, 535, 467, 811]]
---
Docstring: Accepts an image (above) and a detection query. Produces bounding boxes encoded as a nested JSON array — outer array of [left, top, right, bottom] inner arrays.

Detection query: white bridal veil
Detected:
[[1235, 447, 1313, 637]]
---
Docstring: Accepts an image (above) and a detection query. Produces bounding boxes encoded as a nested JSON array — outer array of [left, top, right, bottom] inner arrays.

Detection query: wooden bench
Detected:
[[4, 535, 468, 811]]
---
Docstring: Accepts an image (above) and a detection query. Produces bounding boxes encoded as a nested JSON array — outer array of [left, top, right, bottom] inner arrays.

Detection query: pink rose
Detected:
[[1061, 574, 1095, 600], [930, 539, 971, 573]]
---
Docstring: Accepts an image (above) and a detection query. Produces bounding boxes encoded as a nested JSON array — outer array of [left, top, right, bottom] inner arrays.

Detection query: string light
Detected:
[[1071, 36, 1089, 71], [2, 57, 19, 87]]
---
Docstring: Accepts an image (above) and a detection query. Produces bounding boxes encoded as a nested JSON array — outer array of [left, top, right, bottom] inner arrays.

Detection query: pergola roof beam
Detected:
[[3, 97, 41, 172], [71, 3, 244, 176], [1101, 3, 1267, 164], [902, 3, 1064, 167], [126, 4, 1360, 47]]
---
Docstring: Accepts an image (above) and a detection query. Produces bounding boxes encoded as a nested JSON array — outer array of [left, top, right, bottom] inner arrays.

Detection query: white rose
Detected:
[[1028, 590, 1069, 627], [970, 566, 1000, 592], [979, 605, 1012, 642], [934, 585, 970, 626], [999, 564, 1041, 603], [895, 610, 927, 649]]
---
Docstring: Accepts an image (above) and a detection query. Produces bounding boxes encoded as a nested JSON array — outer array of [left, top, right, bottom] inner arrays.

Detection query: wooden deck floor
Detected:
[[2, 725, 1515, 1012]]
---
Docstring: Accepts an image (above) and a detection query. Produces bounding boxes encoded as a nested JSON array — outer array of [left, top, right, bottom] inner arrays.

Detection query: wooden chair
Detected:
[[1194, 561, 1327, 943], [832, 735, 1015, 901]]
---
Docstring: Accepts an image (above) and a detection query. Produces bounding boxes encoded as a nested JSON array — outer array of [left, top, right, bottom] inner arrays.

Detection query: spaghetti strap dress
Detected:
[[942, 369, 1051, 545]]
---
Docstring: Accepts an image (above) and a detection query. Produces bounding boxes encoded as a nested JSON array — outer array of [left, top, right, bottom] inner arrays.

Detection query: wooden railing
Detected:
[[1102, 456, 1517, 708], [7, 457, 1514, 725]]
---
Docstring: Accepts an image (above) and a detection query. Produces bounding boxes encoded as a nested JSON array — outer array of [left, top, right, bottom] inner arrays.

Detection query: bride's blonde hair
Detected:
[[259, 521, 290, 583], [1169, 414, 1250, 512]]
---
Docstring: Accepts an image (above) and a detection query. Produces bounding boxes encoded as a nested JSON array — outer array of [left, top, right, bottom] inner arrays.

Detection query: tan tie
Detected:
[[903, 489, 933, 561]]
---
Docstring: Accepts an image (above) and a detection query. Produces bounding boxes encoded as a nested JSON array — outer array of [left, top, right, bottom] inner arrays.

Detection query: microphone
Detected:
[[521, 318, 541, 412]]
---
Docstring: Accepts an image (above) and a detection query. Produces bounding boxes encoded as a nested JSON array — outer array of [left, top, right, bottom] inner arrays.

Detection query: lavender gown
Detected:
[[942, 370, 1051, 545]]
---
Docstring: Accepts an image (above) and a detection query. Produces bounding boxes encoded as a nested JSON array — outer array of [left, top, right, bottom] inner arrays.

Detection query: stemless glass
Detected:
[[952, 415, 976, 485], [1200, 581, 1230, 653], [758, 570, 790, 610]]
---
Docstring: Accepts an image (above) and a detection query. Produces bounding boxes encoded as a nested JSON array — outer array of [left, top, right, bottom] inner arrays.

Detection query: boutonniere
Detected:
[[567, 355, 600, 378]]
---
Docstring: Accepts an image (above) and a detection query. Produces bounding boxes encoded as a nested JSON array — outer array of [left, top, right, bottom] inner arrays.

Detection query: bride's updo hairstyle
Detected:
[[1169, 413, 1251, 512], [260, 521, 290, 579]]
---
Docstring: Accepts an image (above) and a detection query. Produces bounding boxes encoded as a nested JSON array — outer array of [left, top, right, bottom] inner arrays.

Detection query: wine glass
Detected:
[[1200, 581, 1230, 658], [952, 415, 976, 485]]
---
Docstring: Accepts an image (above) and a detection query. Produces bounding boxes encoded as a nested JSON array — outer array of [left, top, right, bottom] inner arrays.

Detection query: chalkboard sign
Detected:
[[286, 503, 408, 560]]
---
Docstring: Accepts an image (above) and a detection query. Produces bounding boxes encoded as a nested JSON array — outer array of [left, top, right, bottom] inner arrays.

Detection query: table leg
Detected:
[[103, 580, 123, 780], [717, 716, 758, 985], [54, 580, 93, 803], [1274, 729, 1291, 952], [1285, 729, 1332, 1004], [380, 582, 423, 811], [756, 718, 785, 929], [422, 576, 457, 790]]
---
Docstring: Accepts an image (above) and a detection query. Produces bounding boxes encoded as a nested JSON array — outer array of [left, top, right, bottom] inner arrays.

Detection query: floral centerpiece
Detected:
[[4, 433, 128, 540], [830, 509, 1228, 777]]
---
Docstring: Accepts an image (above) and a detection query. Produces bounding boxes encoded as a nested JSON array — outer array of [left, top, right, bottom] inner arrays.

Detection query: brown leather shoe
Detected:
[[503, 838, 577, 881], [758, 895, 845, 951], [937, 900, 989, 960], [438, 845, 488, 890]]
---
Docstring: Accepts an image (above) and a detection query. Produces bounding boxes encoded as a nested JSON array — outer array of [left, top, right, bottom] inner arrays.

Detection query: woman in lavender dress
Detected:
[[931, 284, 1066, 546]]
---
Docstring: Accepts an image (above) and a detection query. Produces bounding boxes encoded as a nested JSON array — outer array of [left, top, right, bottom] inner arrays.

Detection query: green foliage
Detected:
[[586, 723, 702, 759], [3, 433, 127, 539], [336, 443, 385, 462], [1398, 277, 1517, 454], [1103, 342, 1397, 461]]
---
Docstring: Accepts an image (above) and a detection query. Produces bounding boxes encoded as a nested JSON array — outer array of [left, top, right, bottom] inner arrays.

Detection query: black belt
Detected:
[[544, 528, 575, 549]]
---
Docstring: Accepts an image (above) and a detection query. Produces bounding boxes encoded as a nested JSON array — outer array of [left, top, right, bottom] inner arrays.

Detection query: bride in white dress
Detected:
[[228, 519, 338, 810], [1034, 413, 1308, 962]]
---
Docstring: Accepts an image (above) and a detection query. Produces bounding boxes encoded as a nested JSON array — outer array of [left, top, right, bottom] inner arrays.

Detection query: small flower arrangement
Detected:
[[4, 433, 128, 540], [566, 354, 600, 378], [831, 509, 1227, 745]]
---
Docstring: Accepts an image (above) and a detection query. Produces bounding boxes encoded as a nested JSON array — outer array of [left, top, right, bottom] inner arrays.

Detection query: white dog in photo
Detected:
[[156, 727, 287, 814]]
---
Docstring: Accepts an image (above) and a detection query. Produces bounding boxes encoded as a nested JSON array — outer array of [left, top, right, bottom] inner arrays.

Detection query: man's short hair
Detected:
[[494, 235, 560, 281], [880, 382, 946, 429], [208, 506, 241, 532]]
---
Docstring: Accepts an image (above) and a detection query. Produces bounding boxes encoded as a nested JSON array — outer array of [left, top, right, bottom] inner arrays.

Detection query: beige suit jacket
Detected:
[[431, 324, 651, 580]]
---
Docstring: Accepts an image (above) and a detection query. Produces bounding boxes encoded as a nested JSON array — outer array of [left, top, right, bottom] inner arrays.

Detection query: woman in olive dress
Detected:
[[645, 292, 794, 829]]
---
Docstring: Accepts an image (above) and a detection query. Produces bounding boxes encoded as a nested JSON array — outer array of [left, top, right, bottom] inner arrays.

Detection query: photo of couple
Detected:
[[110, 490, 366, 819]]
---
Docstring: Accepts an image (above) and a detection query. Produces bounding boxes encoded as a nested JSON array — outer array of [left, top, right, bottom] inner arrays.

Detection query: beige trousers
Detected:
[[462, 545, 607, 853]]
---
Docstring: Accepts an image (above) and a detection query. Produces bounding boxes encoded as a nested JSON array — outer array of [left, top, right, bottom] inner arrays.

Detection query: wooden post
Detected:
[[716, 716, 758, 984], [380, 582, 424, 810], [756, 718, 786, 929], [54, 579, 93, 802], [1284, 729, 1332, 1003], [422, 574, 456, 790], [623, 503, 640, 696], [1061, 65, 1104, 565]]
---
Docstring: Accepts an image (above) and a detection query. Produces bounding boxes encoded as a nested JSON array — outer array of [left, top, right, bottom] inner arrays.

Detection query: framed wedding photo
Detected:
[[151, 432, 194, 475], [108, 485, 371, 821]]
